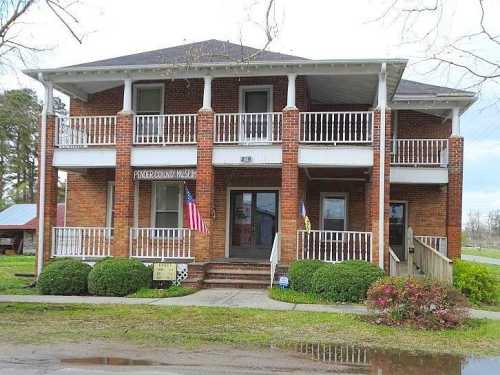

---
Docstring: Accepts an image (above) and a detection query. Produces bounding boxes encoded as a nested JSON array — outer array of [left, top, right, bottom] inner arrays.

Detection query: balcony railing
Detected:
[[391, 139, 448, 166], [214, 112, 282, 144], [297, 230, 372, 262], [134, 114, 197, 145], [129, 228, 193, 260], [299, 111, 373, 144], [52, 227, 112, 259], [55, 116, 116, 147]]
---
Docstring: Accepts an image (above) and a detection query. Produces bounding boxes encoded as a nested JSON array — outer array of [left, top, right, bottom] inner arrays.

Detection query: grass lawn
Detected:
[[0, 303, 499, 357], [462, 247, 500, 259], [128, 286, 197, 298], [0, 256, 38, 295]]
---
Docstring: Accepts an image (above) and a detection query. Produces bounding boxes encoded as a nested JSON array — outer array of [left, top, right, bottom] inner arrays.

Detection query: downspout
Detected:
[[378, 63, 387, 269], [36, 73, 49, 277]]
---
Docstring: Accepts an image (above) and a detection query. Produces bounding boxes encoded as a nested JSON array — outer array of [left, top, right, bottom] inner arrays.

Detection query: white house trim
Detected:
[[106, 181, 115, 228]]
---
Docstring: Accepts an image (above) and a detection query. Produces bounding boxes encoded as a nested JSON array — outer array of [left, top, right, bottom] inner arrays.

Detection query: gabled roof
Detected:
[[0, 203, 65, 230], [68, 39, 307, 68]]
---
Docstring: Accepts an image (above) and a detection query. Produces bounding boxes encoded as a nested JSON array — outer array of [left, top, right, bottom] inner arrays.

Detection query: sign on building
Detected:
[[153, 263, 177, 281], [133, 168, 196, 181]]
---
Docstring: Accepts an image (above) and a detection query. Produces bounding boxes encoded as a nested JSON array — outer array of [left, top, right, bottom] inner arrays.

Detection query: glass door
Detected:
[[389, 202, 407, 260], [230, 190, 278, 259], [241, 90, 270, 142]]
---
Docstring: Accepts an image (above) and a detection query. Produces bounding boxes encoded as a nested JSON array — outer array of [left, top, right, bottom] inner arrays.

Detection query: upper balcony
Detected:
[[390, 138, 449, 184]]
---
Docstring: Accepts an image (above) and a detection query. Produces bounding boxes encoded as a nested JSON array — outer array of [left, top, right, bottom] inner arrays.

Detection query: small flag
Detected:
[[300, 201, 311, 233], [184, 187, 209, 235]]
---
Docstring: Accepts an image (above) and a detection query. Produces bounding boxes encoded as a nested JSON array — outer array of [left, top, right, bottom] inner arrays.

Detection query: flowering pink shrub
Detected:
[[367, 277, 469, 329]]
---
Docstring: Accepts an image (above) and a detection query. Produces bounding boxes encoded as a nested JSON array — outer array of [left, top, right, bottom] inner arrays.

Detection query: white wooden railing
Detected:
[[295, 343, 369, 366], [391, 139, 448, 166], [52, 227, 112, 259], [389, 247, 401, 276], [214, 112, 282, 143], [299, 111, 373, 144], [269, 233, 281, 287], [134, 114, 197, 145], [129, 228, 193, 260], [415, 235, 448, 256], [55, 116, 116, 147], [413, 237, 453, 284], [296, 230, 372, 262]]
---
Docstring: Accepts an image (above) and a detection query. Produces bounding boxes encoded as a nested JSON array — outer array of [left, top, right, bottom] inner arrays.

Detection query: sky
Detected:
[[1, 0, 499, 224]]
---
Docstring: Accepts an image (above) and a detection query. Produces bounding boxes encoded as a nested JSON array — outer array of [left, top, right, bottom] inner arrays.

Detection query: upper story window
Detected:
[[133, 84, 164, 115], [320, 193, 347, 231]]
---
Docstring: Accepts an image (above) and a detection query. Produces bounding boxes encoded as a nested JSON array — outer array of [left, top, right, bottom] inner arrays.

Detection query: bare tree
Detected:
[[374, 0, 499, 93], [0, 0, 84, 70]]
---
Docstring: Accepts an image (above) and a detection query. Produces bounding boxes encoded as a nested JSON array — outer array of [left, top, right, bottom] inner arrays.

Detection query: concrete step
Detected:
[[203, 278, 269, 289]]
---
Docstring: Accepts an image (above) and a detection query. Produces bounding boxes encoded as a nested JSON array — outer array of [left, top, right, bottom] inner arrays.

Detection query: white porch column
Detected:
[[286, 73, 297, 109], [377, 63, 387, 270], [46, 81, 54, 115], [452, 107, 460, 136], [202, 76, 212, 110], [122, 78, 133, 113]]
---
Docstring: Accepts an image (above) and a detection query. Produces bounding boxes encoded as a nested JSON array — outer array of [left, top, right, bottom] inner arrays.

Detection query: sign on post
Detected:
[[153, 263, 177, 281]]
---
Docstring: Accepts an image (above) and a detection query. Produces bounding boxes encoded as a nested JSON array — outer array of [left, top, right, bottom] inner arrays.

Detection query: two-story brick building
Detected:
[[26, 40, 475, 287]]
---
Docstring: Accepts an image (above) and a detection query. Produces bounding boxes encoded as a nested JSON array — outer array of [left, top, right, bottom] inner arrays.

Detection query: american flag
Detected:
[[184, 187, 209, 234]]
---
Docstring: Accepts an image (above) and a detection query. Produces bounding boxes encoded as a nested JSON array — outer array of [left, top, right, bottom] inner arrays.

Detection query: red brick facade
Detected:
[[36, 76, 464, 272]]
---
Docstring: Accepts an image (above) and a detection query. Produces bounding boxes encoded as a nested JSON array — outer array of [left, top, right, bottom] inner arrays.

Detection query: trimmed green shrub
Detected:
[[38, 258, 92, 295], [288, 260, 325, 292], [367, 277, 468, 329], [453, 260, 497, 305], [311, 260, 385, 302], [88, 258, 152, 296]]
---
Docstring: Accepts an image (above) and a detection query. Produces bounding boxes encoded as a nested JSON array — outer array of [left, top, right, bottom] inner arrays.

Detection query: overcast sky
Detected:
[[1, 0, 499, 222]]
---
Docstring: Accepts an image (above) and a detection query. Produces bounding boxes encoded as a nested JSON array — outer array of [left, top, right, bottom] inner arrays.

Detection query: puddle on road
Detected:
[[289, 342, 500, 374], [61, 357, 164, 366], [59, 343, 500, 374]]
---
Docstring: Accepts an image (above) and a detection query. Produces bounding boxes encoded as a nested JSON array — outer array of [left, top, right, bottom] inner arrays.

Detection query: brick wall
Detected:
[[395, 110, 451, 139], [390, 184, 448, 236], [70, 76, 309, 116], [66, 169, 114, 227]]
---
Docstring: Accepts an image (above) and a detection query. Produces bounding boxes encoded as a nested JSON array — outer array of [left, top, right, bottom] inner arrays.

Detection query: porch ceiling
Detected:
[[307, 75, 378, 105], [305, 167, 370, 181]]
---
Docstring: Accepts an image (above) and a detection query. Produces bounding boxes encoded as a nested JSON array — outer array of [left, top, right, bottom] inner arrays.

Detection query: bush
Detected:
[[311, 260, 385, 302], [453, 260, 497, 305], [88, 258, 152, 296], [288, 260, 325, 292], [367, 277, 469, 329], [38, 259, 92, 295]]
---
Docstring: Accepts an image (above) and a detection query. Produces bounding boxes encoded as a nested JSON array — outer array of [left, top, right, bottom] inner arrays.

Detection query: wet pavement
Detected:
[[0, 341, 498, 374]]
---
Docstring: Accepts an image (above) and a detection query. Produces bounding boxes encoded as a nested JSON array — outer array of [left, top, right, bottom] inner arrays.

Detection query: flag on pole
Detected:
[[300, 201, 311, 233], [184, 187, 209, 234]]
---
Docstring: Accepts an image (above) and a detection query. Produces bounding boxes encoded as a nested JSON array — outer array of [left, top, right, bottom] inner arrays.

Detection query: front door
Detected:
[[389, 202, 407, 260], [229, 190, 278, 259], [241, 89, 270, 142]]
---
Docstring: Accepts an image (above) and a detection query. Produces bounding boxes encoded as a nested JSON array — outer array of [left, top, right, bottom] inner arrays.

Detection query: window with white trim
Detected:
[[321, 194, 347, 231], [152, 182, 182, 228], [134, 84, 164, 115], [106, 181, 115, 228]]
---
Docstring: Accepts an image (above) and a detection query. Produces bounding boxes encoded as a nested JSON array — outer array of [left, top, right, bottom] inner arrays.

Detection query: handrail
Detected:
[[296, 230, 372, 263], [415, 235, 448, 256], [299, 111, 373, 144], [52, 227, 112, 259], [55, 116, 117, 147], [129, 227, 193, 260], [214, 112, 282, 144], [134, 114, 197, 145], [413, 237, 453, 284], [389, 247, 401, 277], [269, 233, 281, 287], [391, 139, 448, 166]]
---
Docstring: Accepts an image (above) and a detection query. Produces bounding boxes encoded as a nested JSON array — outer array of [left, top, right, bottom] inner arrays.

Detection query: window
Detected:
[[320, 194, 347, 231], [152, 182, 182, 228], [134, 84, 164, 115], [106, 182, 115, 228]]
